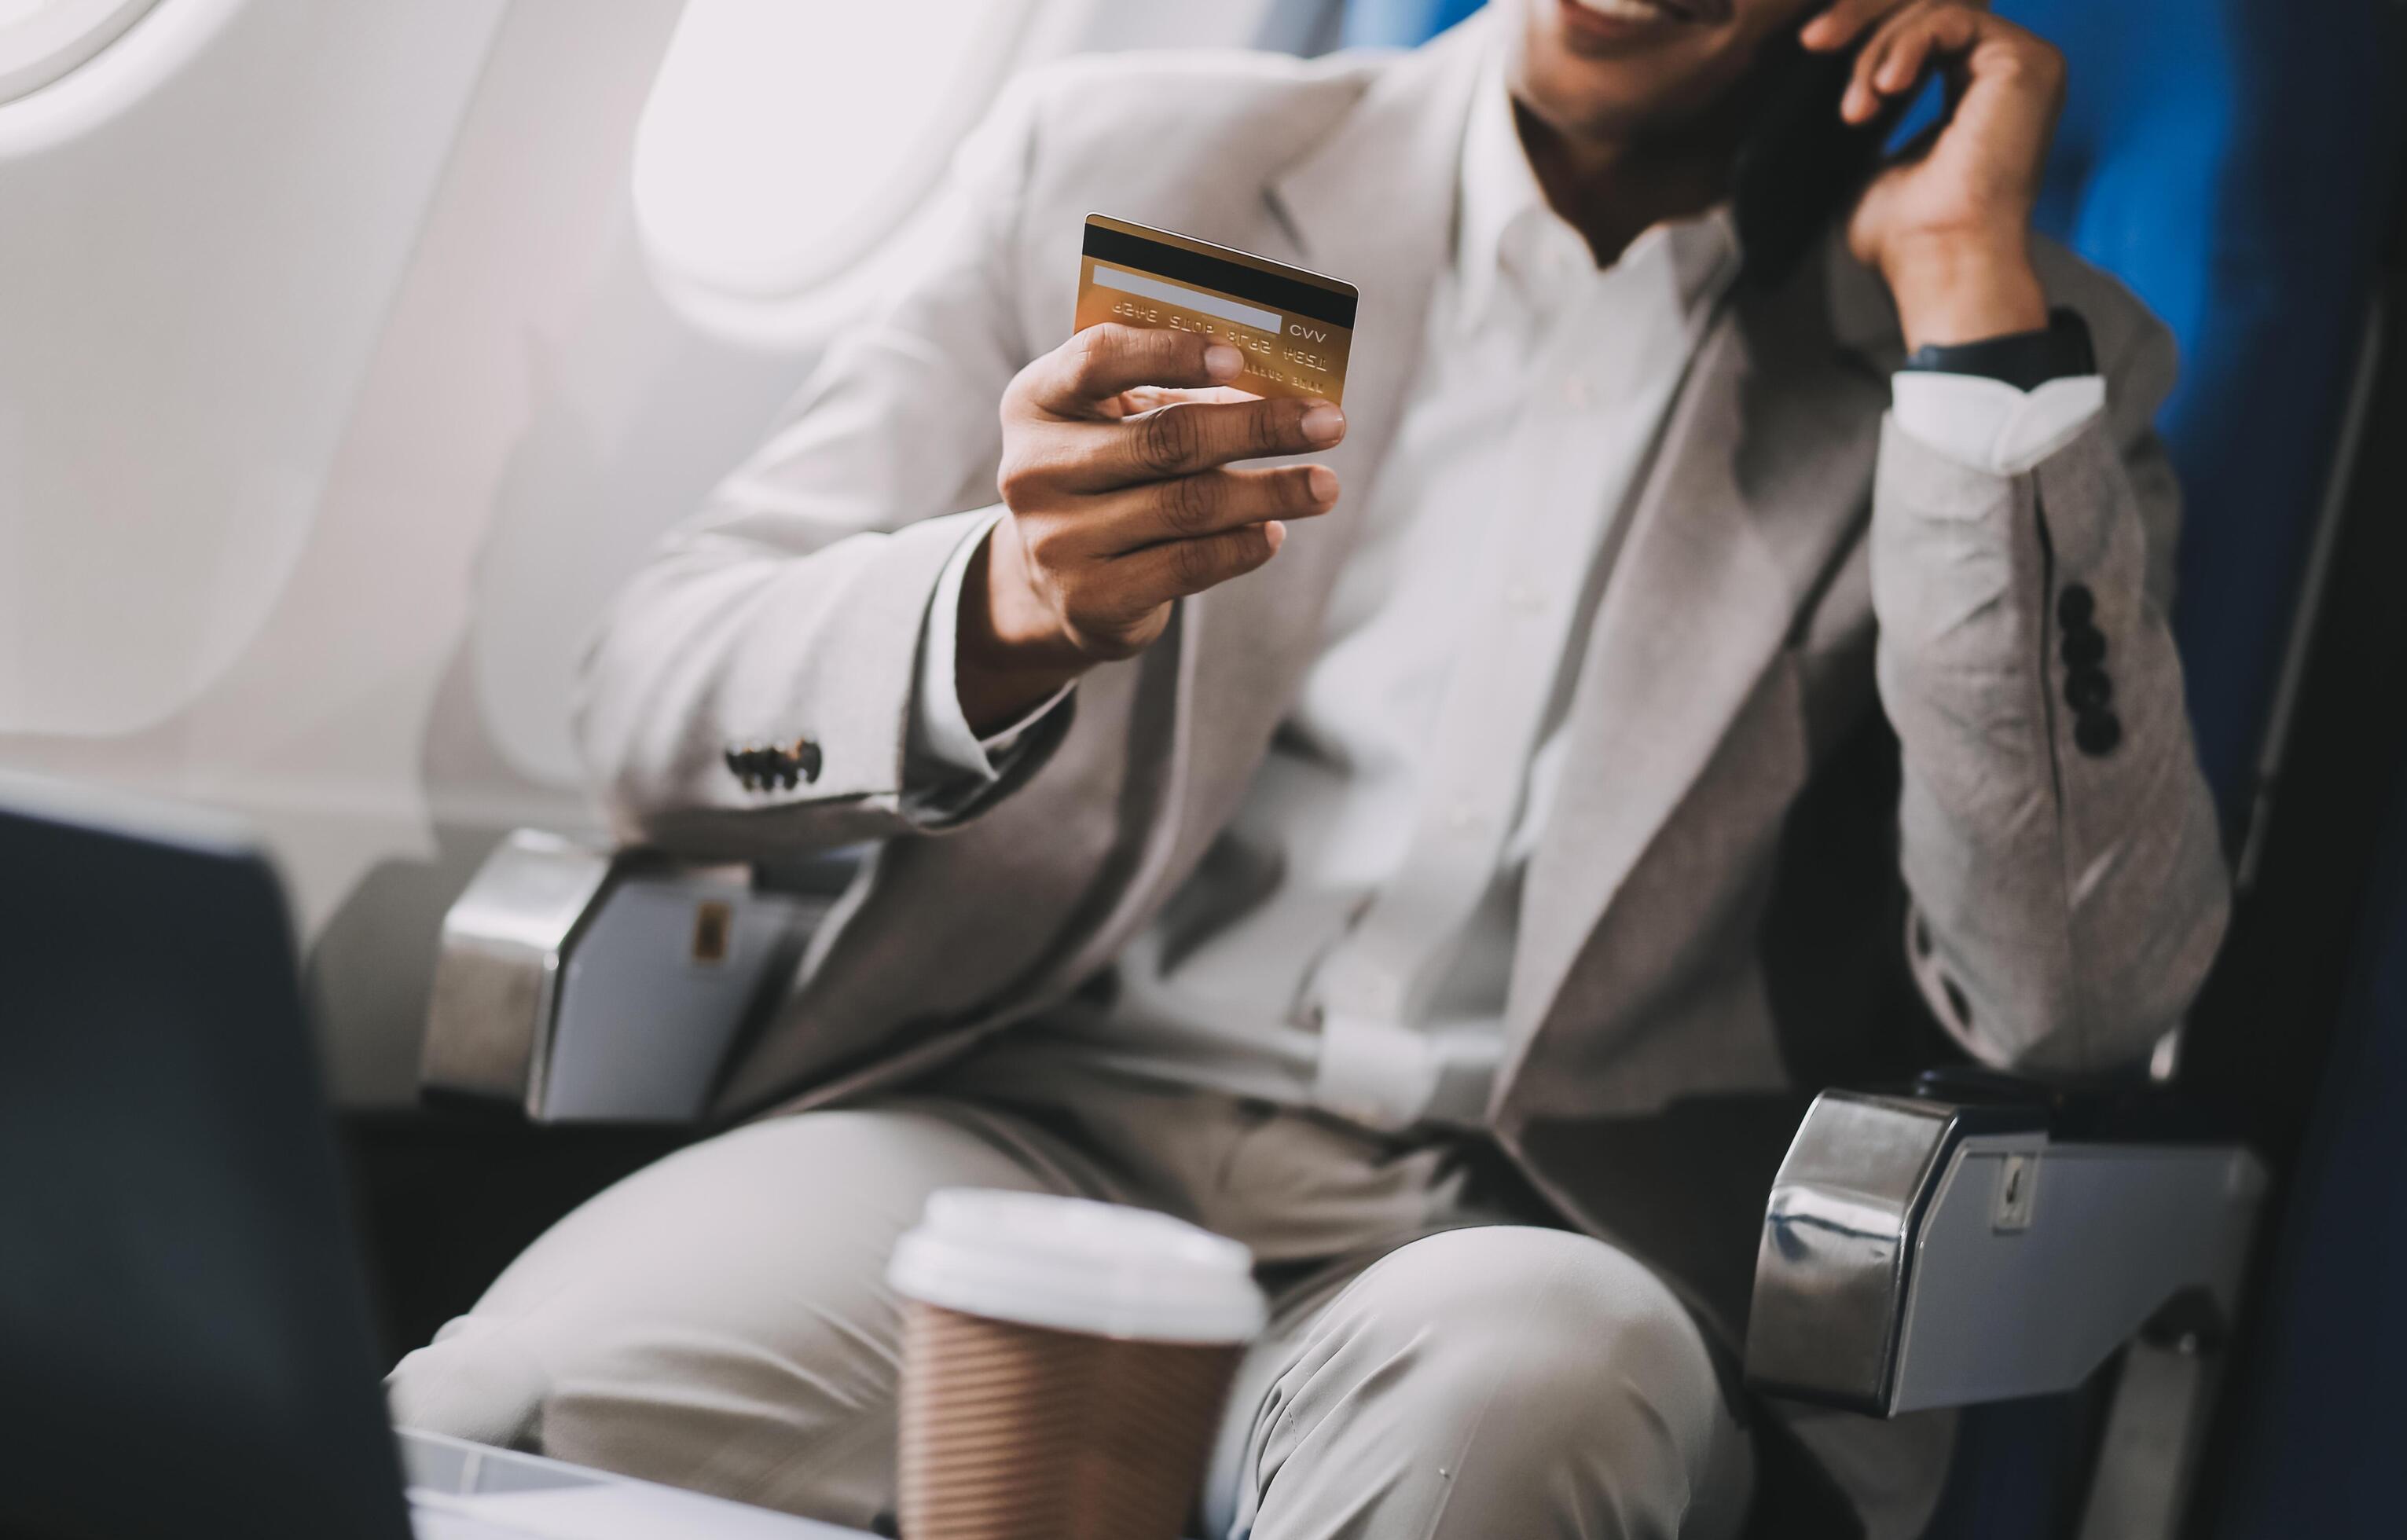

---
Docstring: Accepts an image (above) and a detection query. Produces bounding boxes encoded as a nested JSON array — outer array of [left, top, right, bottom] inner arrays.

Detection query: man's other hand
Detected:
[[959, 324, 1346, 734], [1810, 0, 2064, 350]]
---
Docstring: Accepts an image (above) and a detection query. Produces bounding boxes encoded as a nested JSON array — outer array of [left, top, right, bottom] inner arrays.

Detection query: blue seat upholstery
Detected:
[[2000, 0, 2402, 827], [1339, 0, 1485, 49], [1343, 0, 2402, 828]]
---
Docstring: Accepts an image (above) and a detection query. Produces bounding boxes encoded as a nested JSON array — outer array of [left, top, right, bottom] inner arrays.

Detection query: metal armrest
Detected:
[[419, 830, 840, 1124], [1745, 1081, 2266, 1417]]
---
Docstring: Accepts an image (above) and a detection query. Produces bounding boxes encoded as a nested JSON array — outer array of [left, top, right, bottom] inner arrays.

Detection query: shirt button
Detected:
[[1505, 583, 1544, 616]]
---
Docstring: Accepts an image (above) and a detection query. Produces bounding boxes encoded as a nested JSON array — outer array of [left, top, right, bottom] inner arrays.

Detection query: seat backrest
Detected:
[[1999, 0, 2403, 836], [2210, 766, 2407, 1535], [1339, 0, 2404, 835], [1332, 5, 2406, 1536]]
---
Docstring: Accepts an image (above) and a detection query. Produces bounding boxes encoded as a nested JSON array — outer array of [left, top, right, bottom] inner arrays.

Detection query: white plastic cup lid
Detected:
[[887, 1190, 1268, 1345]]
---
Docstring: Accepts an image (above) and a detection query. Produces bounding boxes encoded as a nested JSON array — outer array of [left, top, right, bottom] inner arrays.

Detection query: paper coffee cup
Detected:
[[888, 1190, 1268, 1540]]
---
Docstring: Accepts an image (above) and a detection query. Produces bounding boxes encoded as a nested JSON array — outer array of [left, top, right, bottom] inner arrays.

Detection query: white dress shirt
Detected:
[[905, 48, 2105, 1133]]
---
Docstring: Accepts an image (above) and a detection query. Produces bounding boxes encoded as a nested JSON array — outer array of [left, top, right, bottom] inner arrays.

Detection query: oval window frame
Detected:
[[0, 0, 163, 104], [629, 0, 1062, 339]]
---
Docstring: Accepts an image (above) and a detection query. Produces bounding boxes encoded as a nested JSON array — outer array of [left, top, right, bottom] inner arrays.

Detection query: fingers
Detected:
[[1102, 383, 1262, 419], [1037, 515, 1293, 662], [1807, 0, 1992, 53], [1842, 2, 1987, 123], [1117, 521, 1288, 610], [993, 325, 1349, 655], [1108, 395, 1346, 486], [1077, 463, 1339, 556], [1800, 0, 1915, 53], [1018, 324, 1249, 419], [1874, 5, 1984, 92], [1010, 394, 1345, 500]]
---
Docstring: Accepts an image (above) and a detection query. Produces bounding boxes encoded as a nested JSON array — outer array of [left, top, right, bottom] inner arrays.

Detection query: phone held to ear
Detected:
[[1733, 20, 1914, 292]]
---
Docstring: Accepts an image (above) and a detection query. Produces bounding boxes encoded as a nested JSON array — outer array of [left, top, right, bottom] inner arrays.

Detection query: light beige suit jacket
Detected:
[[578, 16, 2229, 1518]]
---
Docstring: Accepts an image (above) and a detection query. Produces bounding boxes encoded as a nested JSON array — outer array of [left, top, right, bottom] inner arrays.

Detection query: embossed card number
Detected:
[[1073, 214, 1359, 406]]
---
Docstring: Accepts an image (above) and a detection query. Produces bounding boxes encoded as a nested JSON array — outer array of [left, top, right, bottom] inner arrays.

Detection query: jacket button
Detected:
[[2060, 625, 2107, 669], [2064, 666, 2113, 713], [2075, 711, 2123, 757], [790, 737, 824, 783], [2057, 584, 2096, 629]]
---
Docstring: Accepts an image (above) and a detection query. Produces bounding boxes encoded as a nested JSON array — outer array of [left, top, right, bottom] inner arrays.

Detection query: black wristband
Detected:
[[1902, 307, 2097, 391]]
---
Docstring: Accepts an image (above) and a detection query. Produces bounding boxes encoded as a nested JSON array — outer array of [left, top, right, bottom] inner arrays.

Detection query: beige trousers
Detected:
[[385, 1062, 1754, 1539]]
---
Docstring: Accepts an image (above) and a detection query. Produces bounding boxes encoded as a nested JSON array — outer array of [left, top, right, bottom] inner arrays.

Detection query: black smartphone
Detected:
[[1732, 16, 1916, 291]]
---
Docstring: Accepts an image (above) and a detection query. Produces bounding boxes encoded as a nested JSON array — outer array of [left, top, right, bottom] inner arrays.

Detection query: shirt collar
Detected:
[[1454, 45, 1741, 333]]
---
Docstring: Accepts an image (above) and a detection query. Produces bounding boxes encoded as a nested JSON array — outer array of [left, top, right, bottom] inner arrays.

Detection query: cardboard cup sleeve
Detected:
[[888, 1190, 1268, 1540]]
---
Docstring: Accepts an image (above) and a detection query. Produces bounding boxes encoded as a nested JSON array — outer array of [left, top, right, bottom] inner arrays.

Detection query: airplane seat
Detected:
[[2178, 168, 2407, 1538], [1886, 0, 2404, 1516], [1334, 2, 2405, 1536], [1995, 0, 2402, 844], [2207, 733, 2407, 1534]]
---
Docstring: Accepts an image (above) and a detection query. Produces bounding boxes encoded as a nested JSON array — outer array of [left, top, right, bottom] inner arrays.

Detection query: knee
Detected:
[[1339, 1226, 1723, 1446], [387, 1304, 789, 1487], [385, 1314, 550, 1450], [1249, 1230, 1748, 1538]]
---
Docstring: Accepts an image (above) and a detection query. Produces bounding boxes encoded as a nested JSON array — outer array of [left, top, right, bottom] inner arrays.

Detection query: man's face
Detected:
[[1507, 0, 1825, 146]]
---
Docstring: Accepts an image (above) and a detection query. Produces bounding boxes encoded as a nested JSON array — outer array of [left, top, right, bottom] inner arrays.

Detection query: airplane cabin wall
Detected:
[[0, 0, 1307, 1105]]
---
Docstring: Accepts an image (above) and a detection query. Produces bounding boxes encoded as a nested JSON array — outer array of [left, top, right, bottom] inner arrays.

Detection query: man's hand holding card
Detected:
[[954, 218, 1357, 734]]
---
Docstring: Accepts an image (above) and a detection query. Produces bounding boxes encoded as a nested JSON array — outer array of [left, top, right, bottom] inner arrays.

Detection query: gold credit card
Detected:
[[1074, 214, 1359, 406]]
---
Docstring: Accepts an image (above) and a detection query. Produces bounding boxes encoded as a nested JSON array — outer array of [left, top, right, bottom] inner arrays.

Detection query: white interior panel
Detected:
[[0, 0, 506, 735], [0, 0, 162, 103], [633, 0, 1045, 301], [0, 0, 1335, 1103]]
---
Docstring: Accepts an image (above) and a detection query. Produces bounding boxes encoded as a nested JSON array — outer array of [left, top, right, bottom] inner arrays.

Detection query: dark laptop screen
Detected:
[[0, 785, 411, 1540]]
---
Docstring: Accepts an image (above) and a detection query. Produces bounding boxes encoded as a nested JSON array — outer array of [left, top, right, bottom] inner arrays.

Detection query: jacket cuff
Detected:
[[1889, 372, 2104, 476], [721, 510, 996, 816], [902, 506, 1077, 822]]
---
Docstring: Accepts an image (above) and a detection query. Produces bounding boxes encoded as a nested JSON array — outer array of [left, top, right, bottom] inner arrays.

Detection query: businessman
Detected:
[[391, 2, 2229, 1534]]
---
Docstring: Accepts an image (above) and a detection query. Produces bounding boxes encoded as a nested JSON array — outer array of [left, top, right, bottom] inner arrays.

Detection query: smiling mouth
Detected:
[[1563, 0, 1732, 25]]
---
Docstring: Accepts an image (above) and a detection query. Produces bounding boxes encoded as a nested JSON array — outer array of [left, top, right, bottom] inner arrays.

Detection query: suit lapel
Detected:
[[1503, 236, 1901, 1079], [1161, 23, 1488, 864]]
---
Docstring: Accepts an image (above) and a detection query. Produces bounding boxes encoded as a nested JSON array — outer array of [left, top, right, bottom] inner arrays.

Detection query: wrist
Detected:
[[957, 520, 1085, 735], [1879, 227, 2049, 351]]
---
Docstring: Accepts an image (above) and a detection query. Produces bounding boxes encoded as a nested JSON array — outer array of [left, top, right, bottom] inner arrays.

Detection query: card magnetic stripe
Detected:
[[1081, 225, 1358, 331]]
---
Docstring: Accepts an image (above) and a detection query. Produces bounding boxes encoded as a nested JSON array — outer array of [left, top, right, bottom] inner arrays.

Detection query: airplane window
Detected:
[[632, 0, 1055, 316], [0, 0, 160, 103]]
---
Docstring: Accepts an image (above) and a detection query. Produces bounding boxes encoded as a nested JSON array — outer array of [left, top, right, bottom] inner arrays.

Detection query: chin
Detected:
[[1511, 0, 1781, 143]]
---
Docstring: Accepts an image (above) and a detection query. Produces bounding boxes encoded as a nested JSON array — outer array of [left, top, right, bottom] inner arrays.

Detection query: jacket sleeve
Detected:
[[573, 80, 1069, 862], [1872, 305, 2231, 1077]]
